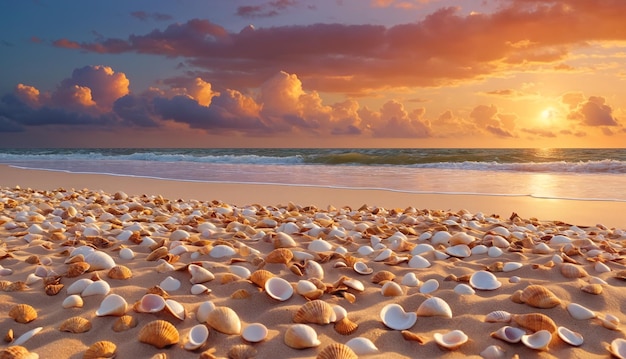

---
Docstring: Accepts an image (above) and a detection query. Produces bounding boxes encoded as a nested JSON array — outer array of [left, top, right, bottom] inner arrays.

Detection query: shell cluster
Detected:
[[1, 186, 626, 357]]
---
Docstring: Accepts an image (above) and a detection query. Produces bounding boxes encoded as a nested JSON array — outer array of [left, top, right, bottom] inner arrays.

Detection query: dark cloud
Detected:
[[236, 0, 299, 18], [566, 95, 620, 127], [130, 11, 173, 22]]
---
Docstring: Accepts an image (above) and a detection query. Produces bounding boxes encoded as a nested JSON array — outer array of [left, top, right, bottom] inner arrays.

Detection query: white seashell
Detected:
[[419, 278, 439, 294], [566, 302, 596, 320], [353, 261, 373, 275], [418, 232, 432, 241], [229, 265, 251, 279], [345, 337, 379, 355], [308, 239, 333, 252], [96, 294, 128, 316], [557, 326, 583, 346], [284, 324, 321, 349], [184, 324, 209, 350], [551, 253, 564, 264], [600, 313, 621, 330], [469, 270, 502, 291], [160, 276, 181, 291], [488, 246, 503, 257], [305, 260, 324, 280], [408, 255, 431, 268], [12, 326, 43, 346], [170, 229, 190, 241], [156, 260, 175, 273], [0, 267, 13, 276], [595, 262, 611, 273], [471, 244, 489, 255], [296, 280, 318, 296], [332, 305, 348, 321], [275, 232, 297, 248], [188, 264, 215, 284], [196, 301, 216, 323], [191, 284, 211, 295], [85, 251, 116, 271], [242, 323, 268, 343], [342, 277, 365, 292], [485, 310, 512, 323], [416, 297, 452, 318], [411, 243, 435, 255], [401, 273, 420, 287], [380, 303, 417, 330], [119, 248, 135, 260], [434, 330, 468, 350], [81, 280, 111, 297], [550, 235, 571, 245], [533, 242, 551, 254], [609, 338, 626, 358], [509, 276, 521, 283], [264, 276, 294, 301], [445, 244, 471, 258], [25, 273, 43, 285], [277, 222, 300, 234], [63, 294, 85, 309], [503, 262, 523, 272], [521, 330, 552, 350], [454, 283, 475, 295], [434, 250, 450, 260], [357, 246, 375, 256], [165, 299, 186, 320], [431, 231, 451, 246], [291, 250, 315, 262], [67, 278, 93, 295], [490, 326, 525, 343], [210, 244, 237, 258], [449, 232, 476, 245], [136, 293, 166, 313], [381, 281, 404, 297], [491, 235, 510, 248], [374, 248, 393, 261], [589, 276, 608, 285], [480, 344, 506, 359], [169, 244, 189, 256]]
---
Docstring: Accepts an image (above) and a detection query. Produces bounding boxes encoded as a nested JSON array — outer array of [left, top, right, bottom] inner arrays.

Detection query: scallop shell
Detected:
[[264, 276, 294, 301], [519, 285, 561, 309], [9, 304, 37, 323], [81, 280, 111, 297], [434, 330, 469, 350], [107, 265, 132, 280], [608, 338, 626, 358], [293, 300, 336, 325], [316, 343, 358, 359], [416, 297, 452, 318], [512, 313, 557, 333], [521, 330, 552, 351], [380, 303, 417, 330], [96, 294, 128, 317], [334, 316, 359, 335], [231, 289, 252, 300], [84, 340, 117, 359], [59, 316, 92, 333], [242, 323, 268, 343], [66, 262, 91, 277], [560, 263, 588, 279], [249, 269, 274, 288], [0, 346, 39, 359], [381, 281, 404, 297], [228, 344, 257, 359], [206, 306, 241, 335], [557, 326, 583, 346], [371, 270, 395, 284], [135, 293, 166, 313], [566, 302, 596, 320], [469, 270, 501, 291], [138, 320, 180, 349], [188, 264, 215, 284], [284, 324, 321, 349], [345, 337, 379, 355], [183, 324, 209, 351], [490, 326, 525, 344], [485, 310, 512, 323], [265, 248, 293, 265], [112, 315, 137, 332]]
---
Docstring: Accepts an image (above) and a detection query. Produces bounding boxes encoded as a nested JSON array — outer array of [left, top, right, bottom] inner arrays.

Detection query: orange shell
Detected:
[[0, 345, 38, 359], [293, 300, 335, 325], [9, 304, 37, 324], [227, 344, 257, 359], [59, 316, 92, 333], [519, 285, 561, 309], [83, 340, 117, 359], [560, 263, 588, 279], [371, 270, 396, 284], [138, 320, 180, 349], [334, 317, 358, 335], [112, 315, 137, 332], [316, 343, 358, 359], [512, 313, 557, 333], [265, 248, 294, 265], [107, 265, 133, 280], [66, 261, 91, 278], [249, 269, 274, 288]]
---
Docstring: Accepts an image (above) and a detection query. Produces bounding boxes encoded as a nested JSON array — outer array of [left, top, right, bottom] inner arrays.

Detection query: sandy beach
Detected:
[[2, 164, 626, 358]]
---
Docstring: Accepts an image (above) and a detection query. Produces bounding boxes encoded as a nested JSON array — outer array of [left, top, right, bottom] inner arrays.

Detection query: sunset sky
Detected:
[[1, 0, 625, 148]]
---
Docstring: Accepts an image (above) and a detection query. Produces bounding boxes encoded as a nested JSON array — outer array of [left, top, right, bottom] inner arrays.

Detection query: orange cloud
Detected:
[[563, 93, 621, 127]]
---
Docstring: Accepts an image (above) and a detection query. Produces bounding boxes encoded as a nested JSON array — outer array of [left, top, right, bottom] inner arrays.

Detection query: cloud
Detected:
[[522, 128, 557, 138], [361, 100, 431, 138], [565, 95, 620, 127], [130, 11, 173, 22], [469, 104, 516, 138], [236, 0, 299, 18]]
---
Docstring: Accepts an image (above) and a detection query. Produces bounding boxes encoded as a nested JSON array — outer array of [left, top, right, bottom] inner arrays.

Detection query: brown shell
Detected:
[[45, 283, 65, 296], [581, 283, 603, 295], [220, 273, 241, 284], [510, 289, 524, 304], [138, 320, 180, 349], [107, 265, 133, 280], [371, 270, 396, 284], [60, 316, 92, 333], [512, 313, 557, 333], [265, 248, 293, 265], [334, 317, 358, 335], [83, 340, 117, 359], [316, 343, 358, 359], [146, 247, 169, 261], [560, 263, 588, 279], [293, 300, 335, 325], [519, 285, 561, 309], [227, 344, 257, 359], [146, 285, 170, 298], [401, 330, 426, 343], [66, 261, 91, 277], [231, 289, 252, 299], [4, 329, 13, 343], [199, 348, 218, 359], [25, 255, 40, 264], [249, 270, 274, 288], [9, 304, 37, 323], [0, 345, 38, 359], [614, 270, 626, 280], [112, 315, 137, 332]]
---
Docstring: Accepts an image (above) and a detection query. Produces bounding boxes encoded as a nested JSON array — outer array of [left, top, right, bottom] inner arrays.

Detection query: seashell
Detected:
[[560, 263, 588, 279], [25, 273, 42, 286], [502, 262, 523, 272], [357, 246, 375, 256], [599, 313, 621, 330], [334, 316, 359, 335], [196, 301, 216, 323], [146, 285, 170, 298], [191, 284, 211, 295], [401, 273, 420, 287], [107, 265, 132, 280], [67, 278, 93, 295], [594, 261, 611, 273], [566, 302, 596, 320], [408, 255, 431, 268], [284, 324, 321, 349], [0, 346, 39, 359], [63, 294, 84, 309], [557, 326, 583, 346], [332, 305, 348, 322], [510, 289, 524, 304], [480, 345, 506, 359], [45, 283, 64, 296], [228, 344, 257, 359], [156, 261, 175, 273], [519, 285, 561, 309], [380, 303, 417, 330], [419, 278, 439, 294], [469, 270, 501, 291], [431, 231, 451, 246], [188, 264, 215, 284], [371, 270, 395, 284], [339, 277, 365, 292], [112, 315, 137, 332], [433, 330, 469, 350], [353, 261, 373, 275], [454, 283, 475, 295], [164, 299, 186, 320], [4, 328, 13, 343], [490, 326, 525, 344], [416, 297, 452, 318], [296, 280, 318, 295], [264, 276, 294, 301], [445, 244, 471, 258], [293, 300, 336, 325], [512, 313, 557, 333], [84, 251, 116, 271], [485, 310, 512, 323], [229, 265, 251, 279], [170, 229, 190, 241], [274, 232, 297, 248], [316, 343, 357, 359], [400, 330, 425, 343], [96, 294, 128, 316], [249, 269, 274, 288], [135, 293, 166, 313], [265, 248, 293, 265], [231, 289, 252, 299], [138, 320, 180, 349], [183, 324, 209, 351], [509, 276, 521, 283], [12, 326, 43, 346], [209, 244, 237, 258], [242, 323, 268, 343], [206, 306, 241, 335], [119, 247, 135, 260], [9, 304, 37, 323], [521, 330, 552, 351], [581, 283, 603, 295], [488, 246, 504, 257], [159, 276, 181, 292], [59, 316, 92, 333], [305, 260, 324, 280], [66, 262, 90, 277], [532, 242, 551, 254], [487, 262, 503, 272], [381, 281, 404, 297], [147, 247, 169, 261], [608, 338, 626, 359], [84, 340, 117, 359], [471, 244, 488, 255], [81, 280, 111, 297], [374, 248, 393, 262], [345, 337, 379, 355]]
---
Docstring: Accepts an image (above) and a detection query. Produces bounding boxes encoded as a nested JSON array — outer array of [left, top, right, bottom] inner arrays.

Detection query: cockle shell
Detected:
[[521, 330, 552, 351], [316, 344, 358, 359], [566, 302, 596, 320], [345, 337, 379, 355], [81, 280, 111, 297], [59, 316, 92, 333], [490, 326, 525, 343], [188, 264, 215, 284], [469, 270, 501, 290], [293, 300, 336, 325], [334, 317, 359, 335], [138, 320, 180, 349], [96, 294, 128, 317], [107, 265, 132, 280], [0, 346, 39, 359], [250, 269, 274, 288], [381, 281, 404, 297], [112, 315, 137, 332], [63, 294, 84, 309], [433, 330, 469, 350], [284, 324, 321, 349], [227, 344, 257, 359], [135, 293, 166, 313], [560, 263, 588, 279], [557, 326, 583, 346], [9, 304, 37, 323], [242, 323, 268, 343], [485, 310, 512, 323], [205, 306, 241, 335], [512, 313, 557, 333], [265, 276, 294, 301], [380, 303, 417, 330], [265, 248, 293, 265], [84, 340, 117, 359], [183, 324, 209, 351], [416, 297, 452, 318], [519, 285, 561, 309]]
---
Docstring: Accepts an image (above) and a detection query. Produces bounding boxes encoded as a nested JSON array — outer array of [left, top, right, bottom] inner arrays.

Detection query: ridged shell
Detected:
[[231, 289, 252, 299], [138, 320, 180, 349], [265, 248, 293, 265], [334, 317, 359, 335], [581, 283, 603, 295], [293, 300, 336, 325], [83, 340, 116, 359], [107, 265, 132, 280], [66, 262, 91, 278], [112, 315, 137, 332], [416, 297, 452, 318], [59, 316, 92, 333], [228, 344, 257, 359], [371, 270, 395, 284], [316, 343, 358, 359], [45, 283, 64, 296], [519, 285, 561, 309], [9, 304, 37, 323], [284, 324, 321, 349], [434, 330, 469, 350], [206, 306, 241, 335], [485, 310, 512, 323], [560, 263, 588, 279], [0, 346, 38, 359], [249, 269, 274, 288], [512, 313, 557, 333]]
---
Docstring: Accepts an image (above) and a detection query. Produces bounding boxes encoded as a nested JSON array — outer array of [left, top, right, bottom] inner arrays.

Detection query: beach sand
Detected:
[[1, 164, 626, 358]]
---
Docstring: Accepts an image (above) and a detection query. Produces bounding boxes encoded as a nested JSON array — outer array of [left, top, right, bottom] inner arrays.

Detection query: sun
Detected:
[[539, 107, 556, 124]]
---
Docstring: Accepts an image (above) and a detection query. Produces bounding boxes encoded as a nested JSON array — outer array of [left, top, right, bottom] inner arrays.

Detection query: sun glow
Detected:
[[539, 107, 557, 125]]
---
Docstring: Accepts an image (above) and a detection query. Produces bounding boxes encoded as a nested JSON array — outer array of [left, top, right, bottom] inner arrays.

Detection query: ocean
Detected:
[[1, 148, 625, 202]]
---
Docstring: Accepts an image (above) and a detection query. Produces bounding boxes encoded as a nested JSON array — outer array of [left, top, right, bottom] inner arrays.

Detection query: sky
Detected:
[[1, 0, 625, 148]]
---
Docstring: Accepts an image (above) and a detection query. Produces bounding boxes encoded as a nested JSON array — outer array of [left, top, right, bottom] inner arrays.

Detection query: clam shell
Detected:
[[609, 338, 626, 358], [135, 293, 166, 313], [183, 324, 209, 350], [353, 261, 373, 275], [188, 264, 215, 284], [296, 280, 318, 296], [419, 278, 439, 294], [305, 260, 324, 280], [519, 285, 561, 309], [264, 276, 294, 301], [416, 297, 452, 318], [206, 306, 241, 335], [96, 294, 128, 317], [490, 326, 525, 343], [9, 304, 37, 323], [107, 265, 132, 280], [433, 330, 468, 350], [84, 251, 116, 271], [380, 303, 417, 330], [445, 244, 471, 258], [119, 247, 135, 260], [381, 281, 404, 297], [408, 255, 431, 268], [485, 310, 512, 323], [284, 324, 321, 349], [242, 323, 268, 343], [67, 278, 93, 295], [112, 315, 137, 332], [159, 276, 181, 292], [566, 302, 596, 320], [521, 330, 552, 351], [334, 317, 359, 335], [480, 345, 506, 359], [265, 248, 293, 264], [196, 301, 216, 323], [209, 244, 237, 258], [229, 265, 251, 279], [63, 294, 84, 309], [164, 299, 186, 320], [454, 283, 475, 295], [401, 272, 420, 287], [59, 316, 92, 333], [345, 337, 379, 355], [557, 326, 583, 346], [249, 269, 274, 288], [138, 320, 180, 349], [81, 280, 111, 297], [469, 270, 501, 291], [0, 346, 39, 359], [293, 300, 336, 324], [316, 343, 358, 359], [502, 262, 523, 272], [84, 340, 117, 359], [560, 263, 588, 279], [512, 313, 557, 333], [191, 284, 211, 295]]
